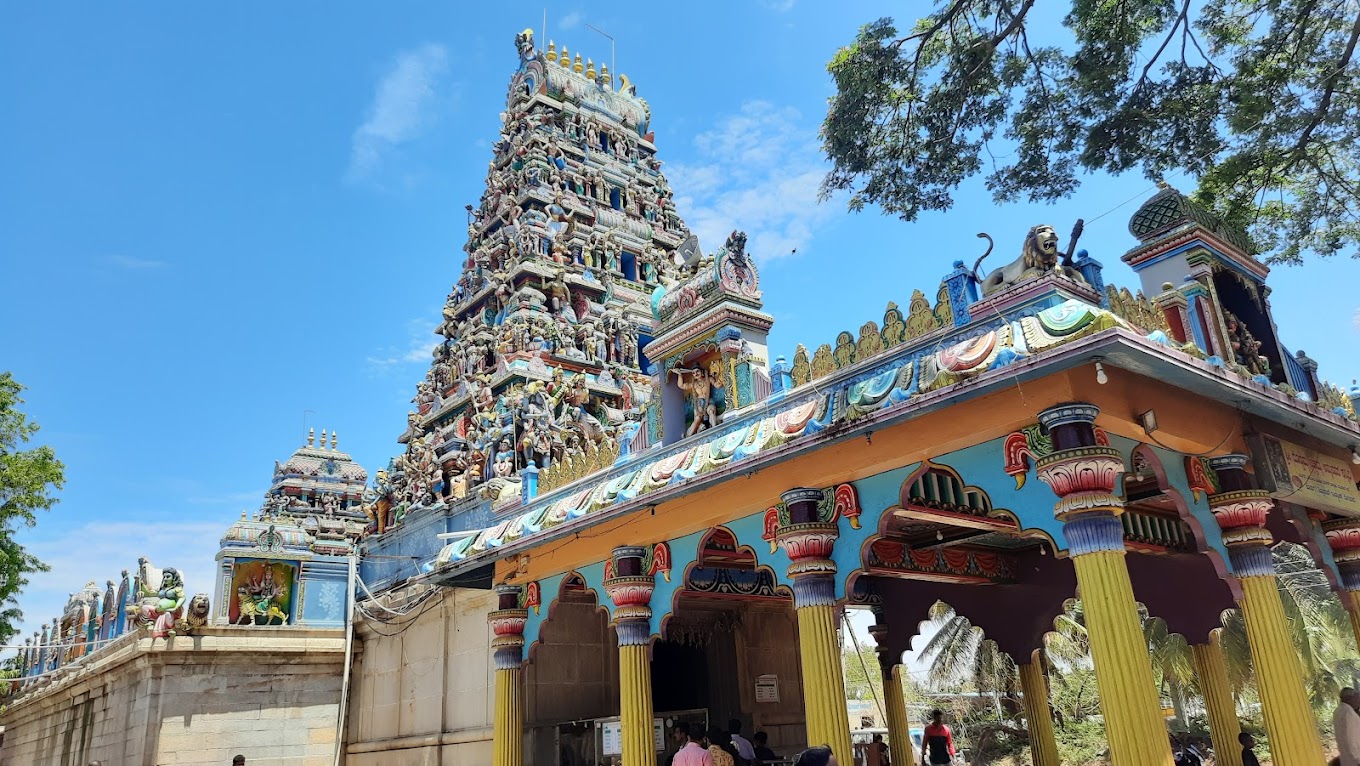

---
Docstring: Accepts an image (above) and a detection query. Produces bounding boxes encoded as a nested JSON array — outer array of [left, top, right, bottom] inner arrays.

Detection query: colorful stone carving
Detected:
[[127, 562, 186, 640]]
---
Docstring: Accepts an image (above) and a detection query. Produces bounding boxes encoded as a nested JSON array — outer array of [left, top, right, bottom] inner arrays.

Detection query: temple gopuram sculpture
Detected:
[[361, 27, 742, 535]]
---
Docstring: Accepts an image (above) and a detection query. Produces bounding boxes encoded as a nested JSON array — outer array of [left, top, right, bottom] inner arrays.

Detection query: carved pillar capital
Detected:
[[489, 584, 528, 669], [1324, 518, 1360, 591], [1205, 455, 1277, 576], [776, 487, 839, 608], [604, 545, 655, 645]]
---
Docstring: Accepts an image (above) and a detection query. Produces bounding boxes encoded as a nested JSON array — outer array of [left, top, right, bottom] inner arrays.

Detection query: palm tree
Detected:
[[918, 601, 1017, 697]]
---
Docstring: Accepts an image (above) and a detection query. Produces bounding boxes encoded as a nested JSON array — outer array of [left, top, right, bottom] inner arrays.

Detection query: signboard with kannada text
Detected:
[[1250, 435, 1360, 516]]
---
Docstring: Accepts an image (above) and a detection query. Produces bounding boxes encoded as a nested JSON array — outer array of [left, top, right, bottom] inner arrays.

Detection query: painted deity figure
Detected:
[[672, 362, 718, 437], [130, 567, 185, 639]]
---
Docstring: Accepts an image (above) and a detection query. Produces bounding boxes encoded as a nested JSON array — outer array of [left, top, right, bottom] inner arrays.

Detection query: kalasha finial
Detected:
[[601, 63, 611, 86], [1156, 178, 1170, 190], [307, 427, 315, 447], [559, 45, 570, 68], [320, 429, 328, 448], [573, 52, 583, 74], [586, 58, 596, 80], [546, 40, 558, 63], [331, 431, 338, 450]]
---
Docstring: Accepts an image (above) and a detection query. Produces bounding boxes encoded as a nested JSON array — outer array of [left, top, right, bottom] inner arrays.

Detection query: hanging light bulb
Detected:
[[1095, 361, 1109, 385], [935, 530, 944, 541], [1351, 446, 1360, 465]]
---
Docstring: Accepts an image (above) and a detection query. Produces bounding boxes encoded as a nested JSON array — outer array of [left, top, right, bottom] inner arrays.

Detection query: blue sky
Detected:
[[3, 1, 1358, 647]]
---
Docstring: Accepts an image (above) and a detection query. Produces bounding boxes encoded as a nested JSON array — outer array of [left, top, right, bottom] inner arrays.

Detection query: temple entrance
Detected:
[[652, 527, 806, 761], [525, 574, 621, 765]]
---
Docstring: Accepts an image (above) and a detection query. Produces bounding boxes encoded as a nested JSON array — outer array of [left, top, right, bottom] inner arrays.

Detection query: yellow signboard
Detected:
[[1250, 435, 1360, 516]]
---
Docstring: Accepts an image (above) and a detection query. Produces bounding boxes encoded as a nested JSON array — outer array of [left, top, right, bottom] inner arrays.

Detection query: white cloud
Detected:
[[13, 520, 225, 646], [668, 101, 835, 262], [347, 44, 450, 183], [559, 11, 583, 30], [366, 317, 440, 372], [759, 0, 796, 11], [103, 254, 167, 270]]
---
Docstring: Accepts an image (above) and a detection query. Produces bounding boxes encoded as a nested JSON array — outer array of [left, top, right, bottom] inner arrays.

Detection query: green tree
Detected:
[[821, 1, 1360, 263], [0, 372, 65, 644]]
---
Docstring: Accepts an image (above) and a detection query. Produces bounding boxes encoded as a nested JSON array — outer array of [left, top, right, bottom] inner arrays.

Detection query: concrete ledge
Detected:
[[346, 727, 494, 754]]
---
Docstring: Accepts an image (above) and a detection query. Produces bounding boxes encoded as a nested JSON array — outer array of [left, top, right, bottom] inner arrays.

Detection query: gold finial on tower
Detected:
[[1156, 178, 1170, 190], [601, 63, 611, 85], [331, 431, 338, 450], [307, 427, 315, 447], [320, 429, 327, 448], [585, 58, 596, 79], [559, 45, 570, 67], [546, 40, 558, 63], [573, 52, 583, 73]]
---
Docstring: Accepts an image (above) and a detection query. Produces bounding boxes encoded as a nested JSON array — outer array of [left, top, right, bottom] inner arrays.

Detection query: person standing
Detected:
[[866, 733, 889, 766], [664, 722, 692, 766], [1335, 688, 1360, 766], [752, 732, 779, 765], [730, 719, 756, 765], [1238, 732, 1261, 766], [921, 710, 955, 766], [673, 728, 714, 766], [708, 729, 738, 766]]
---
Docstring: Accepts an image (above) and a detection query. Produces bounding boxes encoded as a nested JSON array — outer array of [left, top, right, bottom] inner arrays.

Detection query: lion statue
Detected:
[[178, 593, 211, 633], [973, 223, 1087, 296]]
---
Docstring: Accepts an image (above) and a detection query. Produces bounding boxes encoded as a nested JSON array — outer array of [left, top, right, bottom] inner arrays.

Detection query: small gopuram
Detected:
[[0, 432, 365, 766], [349, 29, 1360, 766], [214, 427, 368, 627]]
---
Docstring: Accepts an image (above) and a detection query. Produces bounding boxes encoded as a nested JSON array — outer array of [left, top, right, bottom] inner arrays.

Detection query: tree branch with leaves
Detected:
[[822, 0, 1360, 263], [0, 372, 65, 645]]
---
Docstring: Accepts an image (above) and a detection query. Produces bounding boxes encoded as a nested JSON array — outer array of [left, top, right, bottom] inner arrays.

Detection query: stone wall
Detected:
[[345, 586, 497, 766], [0, 627, 349, 766]]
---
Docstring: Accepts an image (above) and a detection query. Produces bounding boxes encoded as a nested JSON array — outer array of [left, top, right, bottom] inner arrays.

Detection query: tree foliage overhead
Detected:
[[821, 0, 1360, 264], [0, 372, 65, 645]]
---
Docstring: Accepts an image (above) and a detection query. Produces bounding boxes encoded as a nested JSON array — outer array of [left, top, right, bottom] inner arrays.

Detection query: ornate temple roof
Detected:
[[1127, 183, 1255, 256], [357, 28, 737, 538]]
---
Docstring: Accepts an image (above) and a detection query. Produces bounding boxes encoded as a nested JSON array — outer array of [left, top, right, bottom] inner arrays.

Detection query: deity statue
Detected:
[[320, 493, 341, 516], [128, 566, 186, 640], [672, 360, 727, 437]]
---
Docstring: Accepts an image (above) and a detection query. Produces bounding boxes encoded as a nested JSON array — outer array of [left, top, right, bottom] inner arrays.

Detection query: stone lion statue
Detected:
[[973, 223, 1086, 296], [178, 593, 211, 633]]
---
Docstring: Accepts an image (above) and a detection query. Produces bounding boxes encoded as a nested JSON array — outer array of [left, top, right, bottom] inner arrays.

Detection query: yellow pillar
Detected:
[[619, 642, 656, 766], [604, 545, 658, 766], [1321, 519, 1360, 652], [1238, 566, 1324, 763], [883, 664, 913, 765], [1035, 404, 1173, 766], [1018, 660, 1060, 766], [1206, 462, 1324, 765], [777, 487, 852, 762], [1190, 634, 1241, 766], [493, 664, 524, 766], [489, 585, 527, 766]]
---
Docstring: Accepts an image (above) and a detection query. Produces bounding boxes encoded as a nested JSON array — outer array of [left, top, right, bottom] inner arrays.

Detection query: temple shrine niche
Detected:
[[214, 428, 367, 627]]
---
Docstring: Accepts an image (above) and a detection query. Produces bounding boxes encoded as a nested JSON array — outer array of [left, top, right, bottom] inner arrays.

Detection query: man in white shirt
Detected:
[[729, 719, 756, 763], [1334, 687, 1360, 766]]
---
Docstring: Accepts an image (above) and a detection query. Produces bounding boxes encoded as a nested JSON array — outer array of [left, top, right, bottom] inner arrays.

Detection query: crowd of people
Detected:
[[664, 710, 956, 766]]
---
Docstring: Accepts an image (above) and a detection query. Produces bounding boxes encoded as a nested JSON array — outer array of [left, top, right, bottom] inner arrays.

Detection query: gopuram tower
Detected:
[[363, 29, 770, 542]]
